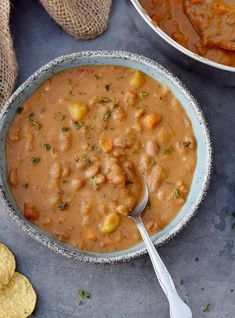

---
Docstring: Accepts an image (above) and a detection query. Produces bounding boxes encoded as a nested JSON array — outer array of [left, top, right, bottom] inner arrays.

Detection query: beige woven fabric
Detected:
[[40, 0, 112, 40], [0, 0, 17, 108], [0, 0, 112, 108]]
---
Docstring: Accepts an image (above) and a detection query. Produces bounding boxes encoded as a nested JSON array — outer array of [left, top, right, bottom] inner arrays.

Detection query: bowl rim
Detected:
[[0, 50, 213, 264], [130, 0, 235, 73]]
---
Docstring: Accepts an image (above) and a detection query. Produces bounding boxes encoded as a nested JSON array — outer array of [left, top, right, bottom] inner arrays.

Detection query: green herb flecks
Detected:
[[61, 127, 70, 133], [43, 143, 51, 151], [82, 155, 93, 166], [163, 146, 174, 154], [57, 201, 68, 210], [97, 97, 112, 104], [103, 110, 111, 121], [150, 157, 156, 166], [179, 279, 184, 285], [67, 78, 72, 85], [92, 180, 100, 192], [31, 157, 41, 166], [77, 289, 91, 300], [136, 105, 144, 110], [139, 91, 149, 100], [74, 156, 80, 163], [173, 188, 180, 199], [117, 75, 124, 80], [94, 74, 102, 80], [227, 211, 235, 218], [28, 118, 41, 130], [54, 113, 65, 121], [74, 121, 84, 130], [203, 303, 210, 312], [22, 183, 29, 189], [105, 84, 110, 91]]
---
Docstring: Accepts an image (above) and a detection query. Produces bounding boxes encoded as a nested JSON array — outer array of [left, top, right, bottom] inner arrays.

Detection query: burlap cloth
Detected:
[[0, 0, 17, 109], [0, 0, 112, 108]]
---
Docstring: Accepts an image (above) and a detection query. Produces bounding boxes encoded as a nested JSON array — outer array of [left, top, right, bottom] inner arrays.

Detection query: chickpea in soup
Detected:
[[6, 65, 197, 252]]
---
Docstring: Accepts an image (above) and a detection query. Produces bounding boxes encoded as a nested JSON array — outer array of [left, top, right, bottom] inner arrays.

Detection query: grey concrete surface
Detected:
[[0, 0, 234, 317]]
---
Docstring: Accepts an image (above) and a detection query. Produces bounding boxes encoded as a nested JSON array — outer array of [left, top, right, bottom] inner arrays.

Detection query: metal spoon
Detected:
[[129, 181, 192, 318]]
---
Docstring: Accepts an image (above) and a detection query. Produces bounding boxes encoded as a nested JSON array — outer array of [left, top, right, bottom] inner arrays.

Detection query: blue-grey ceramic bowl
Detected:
[[0, 51, 212, 264]]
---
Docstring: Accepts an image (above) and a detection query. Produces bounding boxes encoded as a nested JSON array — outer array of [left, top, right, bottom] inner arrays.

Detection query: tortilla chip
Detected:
[[0, 243, 16, 289], [0, 272, 37, 318]]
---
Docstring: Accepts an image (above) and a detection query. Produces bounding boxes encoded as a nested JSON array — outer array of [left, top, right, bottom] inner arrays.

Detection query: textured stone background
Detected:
[[0, 0, 234, 317]]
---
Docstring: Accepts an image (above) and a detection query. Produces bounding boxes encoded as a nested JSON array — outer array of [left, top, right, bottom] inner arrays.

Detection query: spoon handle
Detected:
[[135, 217, 192, 318]]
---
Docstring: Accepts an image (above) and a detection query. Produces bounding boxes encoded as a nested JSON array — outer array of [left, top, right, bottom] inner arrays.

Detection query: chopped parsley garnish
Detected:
[[183, 141, 191, 147], [179, 279, 184, 285], [28, 118, 41, 130], [74, 121, 84, 130], [54, 113, 65, 121], [43, 143, 51, 151], [173, 188, 180, 199], [85, 292, 91, 299], [97, 97, 112, 104], [227, 211, 235, 218], [22, 183, 29, 189], [105, 84, 110, 91], [31, 157, 41, 166], [103, 110, 111, 121], [57, 201, 68, 210], [74, 156, 80, 163], [150, 157, 156, 166], [61, 127, 70, 132], [82, 155, 93, 165], [163, 146, 174, 154], [88, 144, 95, 151], [203, 303, 209, 312], [92, 180, 100, 192], [117, 75, 124, 80], [139, 91, 149, 99], [94, 74, 102, 80], [17, 107, 23, 114], [111, 98, 118, 108], [77, 289, 91, 300]]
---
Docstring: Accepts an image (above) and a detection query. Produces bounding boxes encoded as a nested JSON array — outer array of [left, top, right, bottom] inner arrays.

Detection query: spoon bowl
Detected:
[[129, 180, 192, 318], [128, 181, 149, 220]]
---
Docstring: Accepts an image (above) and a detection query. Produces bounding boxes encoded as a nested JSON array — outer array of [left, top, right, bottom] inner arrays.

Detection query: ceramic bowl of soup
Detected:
[[129, 0, 235, 86], [0, 51, 212, 263]]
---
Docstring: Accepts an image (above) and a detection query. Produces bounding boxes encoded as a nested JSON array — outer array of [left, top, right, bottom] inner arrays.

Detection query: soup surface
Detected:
[[6, 65, 197, 252], [139, 0, 235, 67]]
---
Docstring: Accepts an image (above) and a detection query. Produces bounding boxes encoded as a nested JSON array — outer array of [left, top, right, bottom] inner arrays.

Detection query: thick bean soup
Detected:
[[6, 66, 197, 252]]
